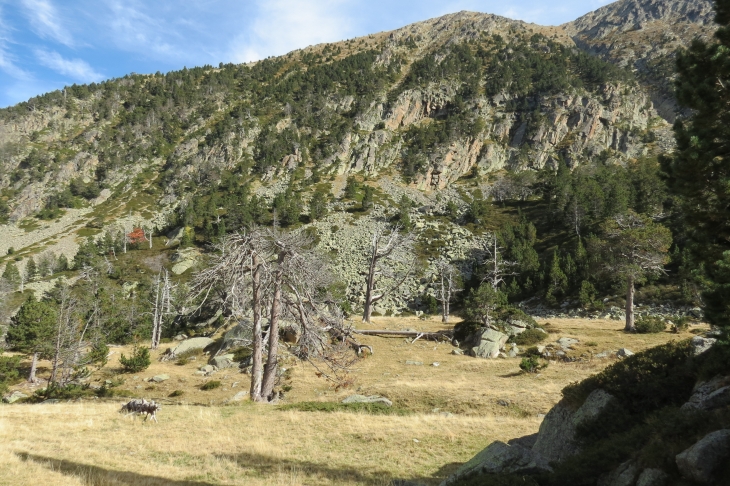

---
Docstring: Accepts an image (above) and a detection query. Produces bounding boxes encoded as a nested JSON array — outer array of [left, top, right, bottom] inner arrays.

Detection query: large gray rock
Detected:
[[171, 247, 201, 275], [151, 374, 169, 383], [169, 337, 214, 357], [690, 336, 716, 356], [682, 375, 730, 412], [635, 468, 669, 486], [217, 320, 255, 354], [676, 429, 730, 483], [3, 391, 28, 403], [341, 394, 392, 407], [557, 337, 579, 350], [470, 329, 508, 359], [210, 354, 237, 369], [440, 441, 551, 485], [598, 460, 638, 486], [532, 389, 616, 464]]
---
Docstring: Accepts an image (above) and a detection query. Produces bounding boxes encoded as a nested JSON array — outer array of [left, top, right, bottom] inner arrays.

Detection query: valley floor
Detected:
[[0, 317, 705, 485]]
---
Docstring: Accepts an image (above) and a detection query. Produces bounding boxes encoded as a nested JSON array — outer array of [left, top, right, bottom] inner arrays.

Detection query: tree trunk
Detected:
[[362, 246, 377, 323], [442, 298, 450, 323], [625, 276, 635, 332], [250, 254, 264, 402], [261, 253, 284, 401], [28, 352, 38, 383]]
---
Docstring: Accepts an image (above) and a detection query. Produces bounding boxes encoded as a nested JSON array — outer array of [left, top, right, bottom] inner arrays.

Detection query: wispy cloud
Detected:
[[0, 7, 32, 80], [228, 0, 355, 63], [103, 0, 180, 59], [21, 0, 74, 46], [35, 49, 103, 82]]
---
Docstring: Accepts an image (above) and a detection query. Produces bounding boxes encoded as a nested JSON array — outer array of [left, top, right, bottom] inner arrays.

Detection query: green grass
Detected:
[[278, 401, 412, 415]]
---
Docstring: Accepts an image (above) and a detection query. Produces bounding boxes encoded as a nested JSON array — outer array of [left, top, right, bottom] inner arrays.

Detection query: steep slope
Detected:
[[564, 0, 718, 121]]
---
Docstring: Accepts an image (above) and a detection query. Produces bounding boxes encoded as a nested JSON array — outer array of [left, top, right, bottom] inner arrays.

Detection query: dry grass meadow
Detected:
[[0, 316, 706, 485]]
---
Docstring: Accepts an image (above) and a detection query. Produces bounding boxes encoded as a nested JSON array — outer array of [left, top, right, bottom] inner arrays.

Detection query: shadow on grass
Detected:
[[15, 452, 216, 486], [216, 451, 445, 485]]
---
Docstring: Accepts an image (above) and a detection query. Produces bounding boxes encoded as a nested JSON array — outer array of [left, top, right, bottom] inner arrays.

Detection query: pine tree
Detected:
[[664, 0, 730, 329], [546, 250, 568, 306], [6, 295, 57, 382], [2, 262, 20, 288], [25, 258, 37, 281], [309, 189, 329, 221]]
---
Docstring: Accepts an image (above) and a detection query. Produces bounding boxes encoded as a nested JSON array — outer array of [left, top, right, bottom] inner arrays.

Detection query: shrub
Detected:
[[520, 356, 547, 374], [169, 390, 185, 397], [671, 316, 691, 333], [201, 380, 221, 390], [0, 355, 21, 395], [119, 345, 151, 373], [511, 328, 547, 346], [634, 316, 666, 334], [453, 321, 482, 343], [231, 346, 252, 363]]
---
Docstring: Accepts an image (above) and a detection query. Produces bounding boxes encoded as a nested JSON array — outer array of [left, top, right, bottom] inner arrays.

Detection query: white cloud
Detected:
[[35, 49, 103, 82], [227, 0, 355, 63], [103, 0, 181, 58], [21, 0, 74, 46]]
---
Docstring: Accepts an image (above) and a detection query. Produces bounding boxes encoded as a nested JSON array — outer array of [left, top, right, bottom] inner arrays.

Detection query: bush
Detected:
[[671, 316, 691, 333], [231, 346, 253, 363], [119, 345, 151, 373], [0, 355, 21, 395], [511, 327, 547, 346], [520, 355, 547, 373], [169, 390, 185, 397], [201, 380, 221, 390], [634, 316, 666, 334], [453, 321, 483, 343]]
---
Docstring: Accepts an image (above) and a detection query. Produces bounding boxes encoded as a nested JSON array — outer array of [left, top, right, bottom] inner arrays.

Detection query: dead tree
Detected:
[[482, 233, 517, 291], [362, 224, 416, 323], [151, 269, 174, 350], [191, 228, 354, 402], [434, 260, 461, 323]]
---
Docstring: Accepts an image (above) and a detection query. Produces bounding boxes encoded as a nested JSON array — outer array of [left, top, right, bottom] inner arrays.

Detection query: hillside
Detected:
[[0, 0, 716, 321]]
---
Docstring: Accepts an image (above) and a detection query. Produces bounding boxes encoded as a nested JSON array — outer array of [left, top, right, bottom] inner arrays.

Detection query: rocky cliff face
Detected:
[[564, 0, 718, 121], [0, 0, 710, 273]]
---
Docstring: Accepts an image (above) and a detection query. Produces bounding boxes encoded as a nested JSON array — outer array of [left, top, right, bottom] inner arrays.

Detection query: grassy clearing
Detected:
[[0, 316, 705, 485]]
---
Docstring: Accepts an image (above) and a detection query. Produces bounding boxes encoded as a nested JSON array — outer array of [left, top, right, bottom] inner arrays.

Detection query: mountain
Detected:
[[564, 0, 717, 120], [0, 0, 716, 315]]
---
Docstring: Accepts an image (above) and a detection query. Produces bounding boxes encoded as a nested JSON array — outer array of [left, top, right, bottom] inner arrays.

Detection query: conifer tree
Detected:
[[25, 257, 37, 281], [6, 295, 57, 382], [546, 250, 568, 306], [2, 262, 20, 288], [664, 0, 730, 329]]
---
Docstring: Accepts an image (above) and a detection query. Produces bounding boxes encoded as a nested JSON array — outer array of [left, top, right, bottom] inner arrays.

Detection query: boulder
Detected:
[[3, 391, 28, 404], [199, 364, 216, 374], [598, 460, 638, 486], [690, 336, 716, 356], [507, 433, 538, 449], [532, 389, 616, 464], [171, 247, 200, 275], [470, 329, 508, 359], [681, 375, 730, 412], [557, 337, 579, 350], [227, 391, 249, 403], [342, 394, 393, 407], [451, 349, 464, 356], [617, 348, 634, 357], [676, 429, 730, 483], [635, 468, 669, 486], [216, 320, 254, 354], [440, 441, 551, 485], [151, 374, 169, 383], [169, 337, 214, 358], [210, 354, 238, 369]]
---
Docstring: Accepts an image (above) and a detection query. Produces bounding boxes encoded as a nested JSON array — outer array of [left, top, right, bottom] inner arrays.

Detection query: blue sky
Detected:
[[0, 0, 612, 108]]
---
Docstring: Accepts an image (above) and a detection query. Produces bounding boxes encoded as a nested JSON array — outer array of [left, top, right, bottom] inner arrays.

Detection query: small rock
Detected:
[[40, 399, 60, 405], [151, 374, 169, 383], [617, 348, 634, 357], [451, 349, 464, 355], [227, 391, 249, 402], [595, 351, 611, 358], [3, 391, 28, 404], [405, 360, 423, 366], [557, 337, 579, 350], [342, 394, 392, 407], [199, 364, 216, 373], [173, 334, 188, 341], [413, 438, 420, 443], [431, 362, 440, 367]]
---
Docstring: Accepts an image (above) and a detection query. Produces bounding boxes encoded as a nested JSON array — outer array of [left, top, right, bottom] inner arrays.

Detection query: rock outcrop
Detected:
[[675, 429, 730, 483]]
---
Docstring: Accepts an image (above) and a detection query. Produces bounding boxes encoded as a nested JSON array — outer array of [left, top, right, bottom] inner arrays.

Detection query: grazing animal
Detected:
[[119, 398, 161, 423]]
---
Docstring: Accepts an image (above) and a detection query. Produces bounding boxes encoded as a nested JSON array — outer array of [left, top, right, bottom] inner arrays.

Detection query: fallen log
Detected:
[[353, 329, 453, 342]]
